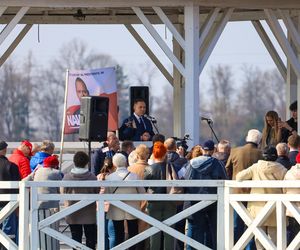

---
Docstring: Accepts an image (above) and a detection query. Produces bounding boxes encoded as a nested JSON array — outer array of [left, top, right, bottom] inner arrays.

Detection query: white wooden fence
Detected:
[[1, 180, 300, 249]]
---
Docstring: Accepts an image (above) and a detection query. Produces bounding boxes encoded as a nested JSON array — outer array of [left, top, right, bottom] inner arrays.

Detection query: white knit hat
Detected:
[[245, 129, 262, 145]]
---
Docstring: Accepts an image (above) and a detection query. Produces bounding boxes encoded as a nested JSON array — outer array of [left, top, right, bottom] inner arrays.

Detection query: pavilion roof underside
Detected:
[[0, 6, 299, 25]]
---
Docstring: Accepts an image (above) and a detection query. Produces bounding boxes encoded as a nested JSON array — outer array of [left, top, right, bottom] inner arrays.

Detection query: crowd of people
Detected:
[[0, 101, 299, 250]]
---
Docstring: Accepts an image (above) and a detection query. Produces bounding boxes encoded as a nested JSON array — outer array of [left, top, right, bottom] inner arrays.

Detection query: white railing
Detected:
[[1, 180, 300, 250]]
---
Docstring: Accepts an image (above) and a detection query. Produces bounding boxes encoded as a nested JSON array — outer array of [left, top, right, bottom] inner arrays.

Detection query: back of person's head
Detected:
[[40, 140, 55, 154], [128, 150, 138, 166], [201, 140, 215, 155], [0, 141, 8, 156], [262, 146, 278, 161], [217, 140, 231, 154], [73, 151, 89, 168], [43, 155, 59, 169], [152, 141, 167, 159], [191, 145, 202, 159], [276, 143, 289, 157], [121, 141, 134, 153], [135, 144, 149, 161], [288, 134, 300, 149], [113, 153, 127, 168], [100, 157, 114, 174], [245, 129, 262, 145], [164, 138, 176, 151], [152, 134, 165, 144], [290, 101, 297, 111]]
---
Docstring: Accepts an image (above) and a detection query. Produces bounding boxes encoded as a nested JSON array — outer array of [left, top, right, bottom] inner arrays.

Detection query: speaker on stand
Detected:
[[79, 96, 109, 169]]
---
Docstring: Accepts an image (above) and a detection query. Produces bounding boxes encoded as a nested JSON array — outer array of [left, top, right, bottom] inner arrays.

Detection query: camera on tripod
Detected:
[[172, 134, 190, 151]]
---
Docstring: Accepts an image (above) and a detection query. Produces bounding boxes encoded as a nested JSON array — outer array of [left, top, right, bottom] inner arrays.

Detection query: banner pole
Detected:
[[59, 69, 69, 170]]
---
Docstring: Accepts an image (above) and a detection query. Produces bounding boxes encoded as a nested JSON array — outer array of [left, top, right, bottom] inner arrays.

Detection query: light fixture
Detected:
[[73, 9, 86, 21]]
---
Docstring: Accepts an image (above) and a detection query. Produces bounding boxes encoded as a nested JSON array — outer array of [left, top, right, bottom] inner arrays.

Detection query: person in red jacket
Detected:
[[9, 140, 32, 179]]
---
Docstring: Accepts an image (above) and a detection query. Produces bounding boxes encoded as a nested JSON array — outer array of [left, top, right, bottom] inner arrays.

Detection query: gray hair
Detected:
[[40, 140, 55, 152], [276, 143, 289, 156], [112, 153, 127, 168]]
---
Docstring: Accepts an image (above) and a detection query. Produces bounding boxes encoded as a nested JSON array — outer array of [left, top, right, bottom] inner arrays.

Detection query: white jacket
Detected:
[[105, 167, 145, 220], [284, 164, 300, 217]]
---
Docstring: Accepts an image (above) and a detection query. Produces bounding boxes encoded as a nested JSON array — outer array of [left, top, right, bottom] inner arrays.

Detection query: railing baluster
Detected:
[[19, 181, 30, 250]]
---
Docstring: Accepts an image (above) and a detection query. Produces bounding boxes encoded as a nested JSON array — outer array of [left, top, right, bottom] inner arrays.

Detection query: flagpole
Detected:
[[59, 69, 69, 170]]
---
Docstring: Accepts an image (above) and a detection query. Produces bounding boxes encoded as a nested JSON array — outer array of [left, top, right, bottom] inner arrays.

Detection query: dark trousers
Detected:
[[173, 205, 185, 250], [287, 216, 300, 245], [112, 219, 138, 250], [69, 224, 97, 250], [187, 204, 217, 250], [234, 202, 256, 250]]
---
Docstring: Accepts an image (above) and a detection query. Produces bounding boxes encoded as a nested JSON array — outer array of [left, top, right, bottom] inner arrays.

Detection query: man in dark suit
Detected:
[[119, 99, 154, 141]]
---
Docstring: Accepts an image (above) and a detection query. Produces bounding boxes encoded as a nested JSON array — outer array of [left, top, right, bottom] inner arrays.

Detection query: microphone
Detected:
[[144, 114, 157, 123], [201, 116, 213, 122]]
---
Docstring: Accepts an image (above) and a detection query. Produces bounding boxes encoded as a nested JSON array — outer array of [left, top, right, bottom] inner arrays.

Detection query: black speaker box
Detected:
[[130, 86, 149, 115], [79, 96, 109, 141]]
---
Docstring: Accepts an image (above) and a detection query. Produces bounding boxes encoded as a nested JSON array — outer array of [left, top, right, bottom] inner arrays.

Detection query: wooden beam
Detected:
[[0, 24, 32, 67], [124, 24, 174, 85], [252, 20, 287, 80], [1, 0, 300, 9]]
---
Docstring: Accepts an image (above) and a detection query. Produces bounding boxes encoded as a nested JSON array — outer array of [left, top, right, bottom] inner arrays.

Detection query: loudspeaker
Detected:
[[130, 86, 149, 115], [79, 96, 109, 141]]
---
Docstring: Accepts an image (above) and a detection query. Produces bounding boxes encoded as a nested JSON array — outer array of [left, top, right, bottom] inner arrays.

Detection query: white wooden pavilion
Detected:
[[1, 0, 300, 145]]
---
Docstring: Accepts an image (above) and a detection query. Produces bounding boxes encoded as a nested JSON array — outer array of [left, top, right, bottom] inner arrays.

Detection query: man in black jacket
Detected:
[[0, 141, 20, 246]]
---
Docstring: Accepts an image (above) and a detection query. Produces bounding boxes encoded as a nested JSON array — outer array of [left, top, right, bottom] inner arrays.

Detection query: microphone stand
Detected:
[[205, 120, 219, 143], [150, 119, 160, 134]]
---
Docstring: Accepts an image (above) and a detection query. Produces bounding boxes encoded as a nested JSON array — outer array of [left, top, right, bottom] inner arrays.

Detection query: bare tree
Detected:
[[34, 39, 127, 141], [0, 55, 35, 141]]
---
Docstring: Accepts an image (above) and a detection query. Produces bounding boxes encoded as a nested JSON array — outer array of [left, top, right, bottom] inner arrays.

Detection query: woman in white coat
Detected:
[[105, 153, 145, 250]]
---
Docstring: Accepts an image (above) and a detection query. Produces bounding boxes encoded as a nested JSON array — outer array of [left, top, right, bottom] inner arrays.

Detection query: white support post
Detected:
[[199, 8, 233, 74], [252, 20, 287, 80], [30, 186, 39, 250], [265, 9, 300, 79], [0, 24, 32, 67], [97, 200, 105, 250], [276, 201, 286, 250], [217, 183, 225, 250], [153, 7, 185, 49], [0, 7, 29, 46], [132, 7, 186, 77], [0, 7, 7, 17], [278, 10, 300, 51], [224, 182, 234, 250], [199, 8, 220, 47], [173, 23, 185, 137], [124, 24, 173, 85], [184, 4, 200, 146], [19, 182, 30, 250]]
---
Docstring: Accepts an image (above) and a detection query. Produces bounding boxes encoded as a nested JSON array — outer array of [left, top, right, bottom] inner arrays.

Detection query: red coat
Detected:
[[9, 149, 31, 179]]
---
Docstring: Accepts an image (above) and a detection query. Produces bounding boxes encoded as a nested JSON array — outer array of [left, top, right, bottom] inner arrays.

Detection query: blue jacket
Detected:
[[185, 155, 227, 195], [119, 115, 154, 141], [30, 152, 51, 171]]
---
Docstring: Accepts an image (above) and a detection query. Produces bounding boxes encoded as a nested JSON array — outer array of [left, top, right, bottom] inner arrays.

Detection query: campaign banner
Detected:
[[64, 67, 118, 134]]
